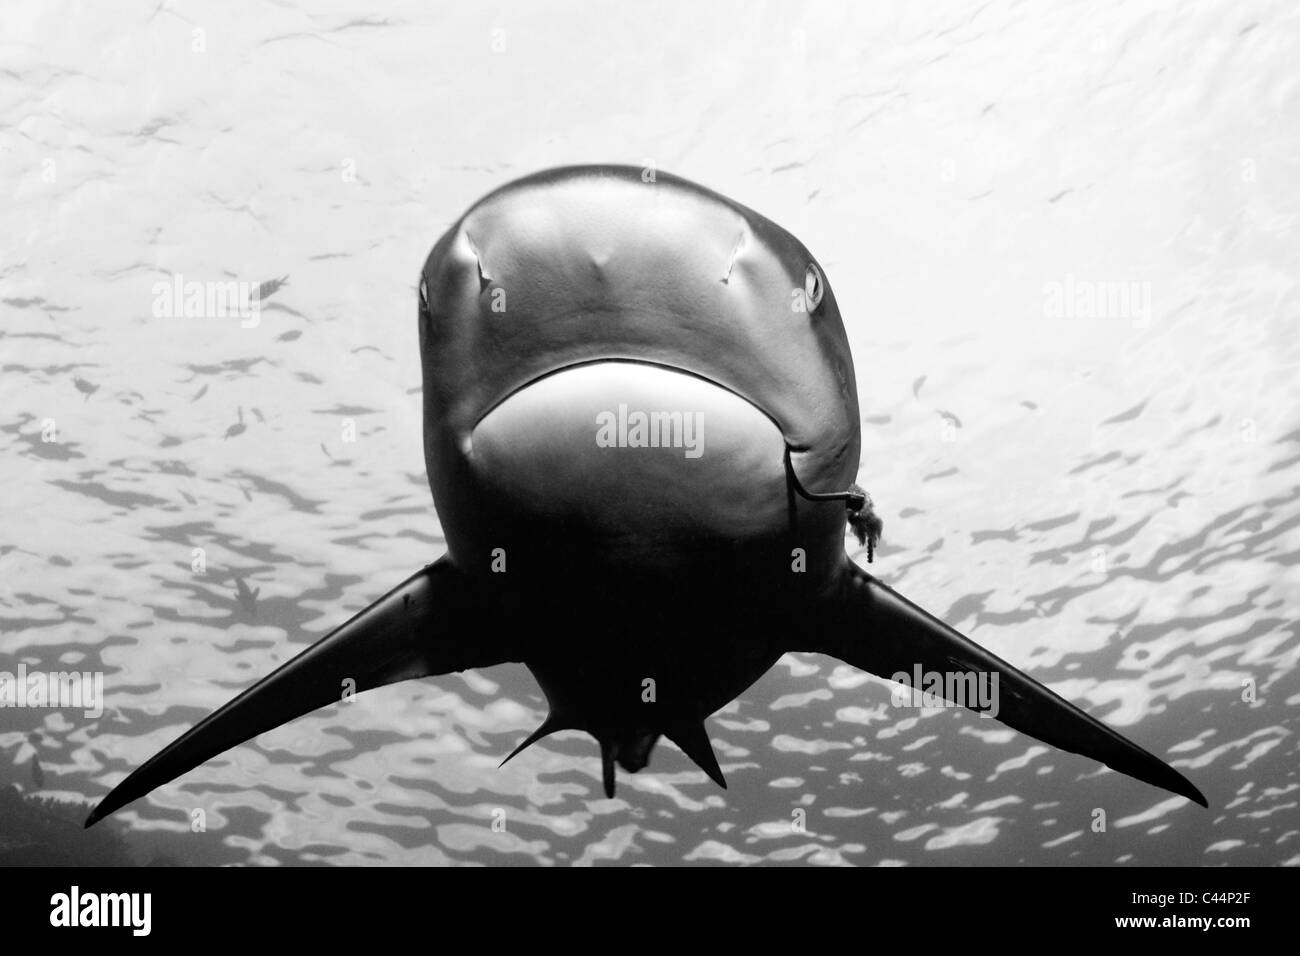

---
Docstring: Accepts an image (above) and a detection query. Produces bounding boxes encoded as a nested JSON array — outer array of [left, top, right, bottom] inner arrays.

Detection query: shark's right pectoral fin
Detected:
[[802, 562, 1207, 807], [86, 556, 514, 826]]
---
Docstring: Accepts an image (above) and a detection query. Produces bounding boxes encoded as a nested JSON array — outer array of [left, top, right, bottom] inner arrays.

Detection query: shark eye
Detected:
[[419, 277, 429, 311], [804, 263, 824, 312]]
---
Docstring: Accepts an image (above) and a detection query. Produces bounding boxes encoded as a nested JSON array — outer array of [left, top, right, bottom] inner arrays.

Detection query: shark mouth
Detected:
[[469, 357, 881, 559]]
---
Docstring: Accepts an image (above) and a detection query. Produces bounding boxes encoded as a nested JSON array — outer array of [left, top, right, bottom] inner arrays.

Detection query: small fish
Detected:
[[251, 408, 266, 423], [192, 384, 209, 402], [938, 408, 963, 428], [256, 275, 289, 300], [224, 406, 247, 440], [320, 443, 334, 460], [232, 574, 260, 617], [27, 734, 45, 789], [74, 376, 99, 401], [912, 375, 926, 398], [277, 330, 302, 342]]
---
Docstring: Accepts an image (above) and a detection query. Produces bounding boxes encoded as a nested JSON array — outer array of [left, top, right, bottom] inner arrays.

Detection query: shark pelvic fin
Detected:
[[665, 722, 727, 789], [499, 713, 570, 768]]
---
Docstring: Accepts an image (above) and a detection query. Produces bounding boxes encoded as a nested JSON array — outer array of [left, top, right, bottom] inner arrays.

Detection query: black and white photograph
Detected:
[[1, 0, 1295, 918]]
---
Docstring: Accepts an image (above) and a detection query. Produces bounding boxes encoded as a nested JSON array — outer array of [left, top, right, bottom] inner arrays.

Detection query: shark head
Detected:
[[418, 165, 862, 592]]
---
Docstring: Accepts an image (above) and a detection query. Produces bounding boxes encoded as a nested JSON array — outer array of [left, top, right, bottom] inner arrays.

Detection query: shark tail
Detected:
[[600, 739, 618, 798]]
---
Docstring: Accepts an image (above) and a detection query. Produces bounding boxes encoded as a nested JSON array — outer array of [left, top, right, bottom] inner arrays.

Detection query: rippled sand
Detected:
[[1, 0, 1297, 865]]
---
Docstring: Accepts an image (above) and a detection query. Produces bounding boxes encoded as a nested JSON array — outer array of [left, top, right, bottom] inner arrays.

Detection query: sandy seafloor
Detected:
[[1, 0, 1298, 865]]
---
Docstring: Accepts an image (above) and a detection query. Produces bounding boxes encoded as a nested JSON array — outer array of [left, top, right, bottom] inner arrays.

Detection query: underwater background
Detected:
[[1, 0, 1297, 866]]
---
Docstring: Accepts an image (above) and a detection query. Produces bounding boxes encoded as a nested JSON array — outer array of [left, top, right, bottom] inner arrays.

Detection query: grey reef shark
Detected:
[[87, 165, 1206, 827]]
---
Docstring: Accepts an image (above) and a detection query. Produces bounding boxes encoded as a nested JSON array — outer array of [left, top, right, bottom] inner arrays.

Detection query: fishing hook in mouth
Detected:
[[783, 445, 883, 562]]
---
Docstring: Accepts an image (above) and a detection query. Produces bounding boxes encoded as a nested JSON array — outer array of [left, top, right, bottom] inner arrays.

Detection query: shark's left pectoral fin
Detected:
[[801, 562, 1207, 807], [86, 556, 514, 826]]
